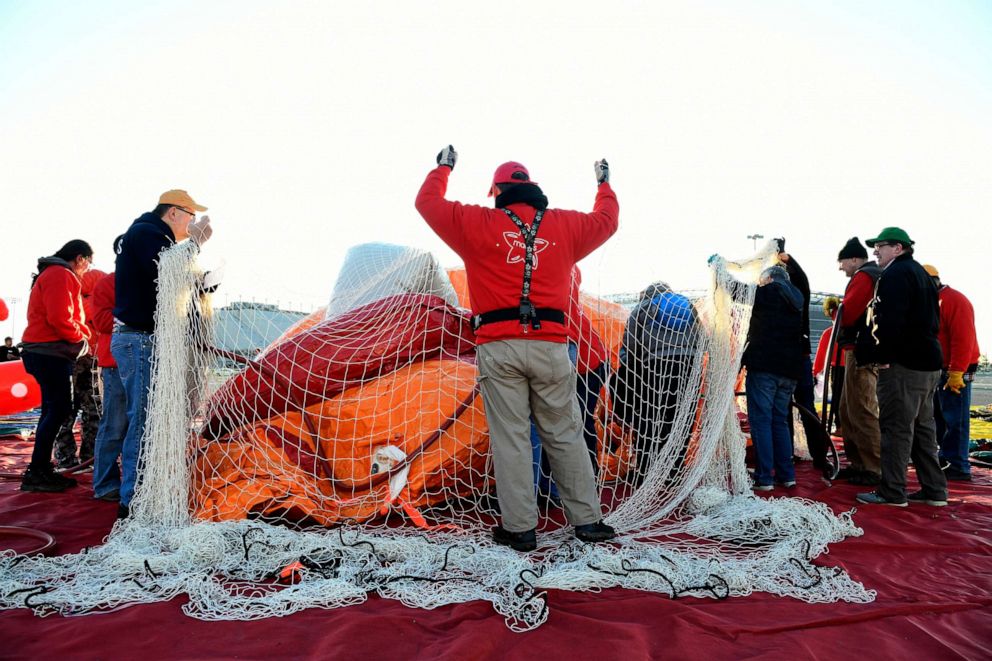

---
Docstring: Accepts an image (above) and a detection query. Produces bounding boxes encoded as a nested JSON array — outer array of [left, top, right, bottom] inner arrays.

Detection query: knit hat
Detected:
[[837, 237, 868, 260], [865, 227, 914, 247], [488, 162, 537, 197]]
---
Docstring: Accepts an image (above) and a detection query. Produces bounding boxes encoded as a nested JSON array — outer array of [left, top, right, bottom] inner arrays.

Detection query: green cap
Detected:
[[865, 226, 914, 247]]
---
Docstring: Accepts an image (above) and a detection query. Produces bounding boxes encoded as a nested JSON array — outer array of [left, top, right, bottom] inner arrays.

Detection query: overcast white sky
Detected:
[[1, 0, 990, 352]]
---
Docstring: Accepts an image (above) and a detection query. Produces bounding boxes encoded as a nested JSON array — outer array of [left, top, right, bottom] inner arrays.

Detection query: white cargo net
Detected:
[[0, 239, 872, 631]]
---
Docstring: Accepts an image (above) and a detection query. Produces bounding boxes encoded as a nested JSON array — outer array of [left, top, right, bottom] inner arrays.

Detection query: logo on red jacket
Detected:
[[503, 232, 549, 268]]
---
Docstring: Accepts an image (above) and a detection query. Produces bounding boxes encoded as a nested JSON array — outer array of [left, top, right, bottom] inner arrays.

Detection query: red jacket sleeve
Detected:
[[552, 183, 620, 262], [813, 327, 830, 376], [942, 288, 980, 373], [44, 269, 90, 343], [840, 271, 873, 329], [92, 273, 117, 335], [415, 166, 469, 255]]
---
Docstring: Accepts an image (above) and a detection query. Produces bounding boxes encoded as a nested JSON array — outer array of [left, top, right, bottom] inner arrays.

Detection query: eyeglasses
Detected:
[[173, 206, 195, 218], [873, 242, 896, 248]]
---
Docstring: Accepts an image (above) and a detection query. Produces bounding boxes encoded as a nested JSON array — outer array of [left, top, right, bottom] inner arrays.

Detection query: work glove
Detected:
[[945, 370, 965, 394], [594, 158, 609, 184], [436, 145, 457, 170], [189, 215, 213, 247]]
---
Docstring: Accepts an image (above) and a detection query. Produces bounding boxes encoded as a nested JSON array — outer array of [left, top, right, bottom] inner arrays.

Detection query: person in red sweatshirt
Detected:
[[416, 145, 619, 551], [923, 264, 981, 481], [835, 237, 882, 485], [53, 268, 106, 469], [90, 267, 129, 501], [19, 239, 94, 492]]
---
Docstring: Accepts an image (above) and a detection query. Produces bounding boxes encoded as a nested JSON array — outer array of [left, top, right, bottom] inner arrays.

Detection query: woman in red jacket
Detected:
[[19, 239, 93, 492]]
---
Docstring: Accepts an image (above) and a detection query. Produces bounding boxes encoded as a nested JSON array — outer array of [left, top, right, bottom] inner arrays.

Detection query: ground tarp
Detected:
[[0, 438, 989, 660]]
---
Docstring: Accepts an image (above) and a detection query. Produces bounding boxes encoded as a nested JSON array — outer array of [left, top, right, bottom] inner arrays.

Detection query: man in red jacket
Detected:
[[923, 265, 981, 481], [835, 237, 883, 485], [416, 146, 619, 551]]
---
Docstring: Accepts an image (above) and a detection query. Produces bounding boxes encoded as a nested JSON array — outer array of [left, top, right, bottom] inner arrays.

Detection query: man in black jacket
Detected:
[[743, 265, 804, 491], [856, 227, 947, 507], [111, 190, 212, 519]]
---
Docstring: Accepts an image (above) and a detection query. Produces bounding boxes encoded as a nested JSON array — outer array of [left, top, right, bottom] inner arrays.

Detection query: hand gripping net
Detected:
[[0, 240, 872, 630]]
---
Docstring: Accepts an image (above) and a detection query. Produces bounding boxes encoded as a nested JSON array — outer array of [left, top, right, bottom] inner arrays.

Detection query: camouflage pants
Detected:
[[54, 355, 101, 467]]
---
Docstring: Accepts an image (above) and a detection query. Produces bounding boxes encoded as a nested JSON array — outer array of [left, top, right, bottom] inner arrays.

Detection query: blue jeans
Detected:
[[92, 367, 129, 497], [111, 331, 154, 506], [935, 372, 972, 475], [746, 370, 797, 485], [21, 352, 75, 470]]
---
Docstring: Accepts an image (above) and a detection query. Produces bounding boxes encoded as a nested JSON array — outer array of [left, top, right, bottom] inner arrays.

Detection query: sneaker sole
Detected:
[[856, 497, 908, 507], [909, 499, 947, 507]]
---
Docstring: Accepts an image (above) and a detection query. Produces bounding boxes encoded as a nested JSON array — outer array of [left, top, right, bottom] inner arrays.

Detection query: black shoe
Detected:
[[835, 466, 860, 480], [943, 468, 972, 482], [46, 464, 78, 488], [492, 525, 536, 552], [907, 491, 947, 507], [855, 491, 908, 507], [848, 471, 881, 486], [95, 489, 120, 502], [117, 504, 131, 520], [20, 466, 68, 493], [574, 521, 617, 543]]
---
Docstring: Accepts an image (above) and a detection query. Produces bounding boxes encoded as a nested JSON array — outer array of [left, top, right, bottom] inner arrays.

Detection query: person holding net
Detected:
[[742, 265, 804, 491], [112, 190, 213, 519], [416, 146, 618, 551], [613, 282, 700, 484]]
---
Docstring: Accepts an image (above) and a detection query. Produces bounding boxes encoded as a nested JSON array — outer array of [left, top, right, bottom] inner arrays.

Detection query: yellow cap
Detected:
[[922, 264, 939, 277], [158, 189, 207, 212]]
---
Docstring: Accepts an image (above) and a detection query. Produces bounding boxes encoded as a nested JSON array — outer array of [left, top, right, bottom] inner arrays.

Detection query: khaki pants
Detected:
[[838, 349, 881, 474], [476, 340, 603, 532]]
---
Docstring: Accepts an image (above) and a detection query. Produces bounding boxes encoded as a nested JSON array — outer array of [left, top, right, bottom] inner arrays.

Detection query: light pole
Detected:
[[747, 233, 764, 252]]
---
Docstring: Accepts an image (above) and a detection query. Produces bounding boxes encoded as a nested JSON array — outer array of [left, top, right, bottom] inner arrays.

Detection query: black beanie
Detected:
[[838, 237, 868, 260]]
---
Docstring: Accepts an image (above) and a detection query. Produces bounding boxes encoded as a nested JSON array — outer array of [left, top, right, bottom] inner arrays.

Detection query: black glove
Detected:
[[436, 145, 458, 169], [594, 158, 609, 184]]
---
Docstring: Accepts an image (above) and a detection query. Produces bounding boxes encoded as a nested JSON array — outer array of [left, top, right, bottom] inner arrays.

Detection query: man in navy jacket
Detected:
[[111, 190, 212, 518]]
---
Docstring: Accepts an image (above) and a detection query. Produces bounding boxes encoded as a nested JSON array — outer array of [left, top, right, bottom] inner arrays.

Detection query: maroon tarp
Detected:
[[1, 438, 989, 660]]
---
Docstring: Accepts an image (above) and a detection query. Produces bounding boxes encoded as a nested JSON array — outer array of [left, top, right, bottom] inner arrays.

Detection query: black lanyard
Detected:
[[501, 208, 545, 329]]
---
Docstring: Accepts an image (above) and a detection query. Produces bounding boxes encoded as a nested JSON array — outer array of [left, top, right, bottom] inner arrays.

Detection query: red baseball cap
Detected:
[[488, 161, 537, 197]]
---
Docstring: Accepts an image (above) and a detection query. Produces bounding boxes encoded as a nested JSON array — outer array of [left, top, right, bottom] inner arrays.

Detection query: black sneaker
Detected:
[[95, 489, 121, 502], [848, 471, 881, 486], [907, 491, 948, 507], [835, 467, 860, 480], [574, 521, 617, 543], [856, 491, 908, 507], [20, 466, 68, 493], [117, 504, 131, 520], [492, 525, 536, 552], [46, 464, 77, 488]]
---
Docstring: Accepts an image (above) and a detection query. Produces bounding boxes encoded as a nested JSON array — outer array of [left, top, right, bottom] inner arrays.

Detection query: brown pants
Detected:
[[838, 349, 881, 474], [476, 339, 602, 532]]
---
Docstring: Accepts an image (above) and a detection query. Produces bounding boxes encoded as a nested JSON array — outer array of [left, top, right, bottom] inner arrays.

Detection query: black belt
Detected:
[[114, 322, 151, 335], [472, 307, 565, 331]]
